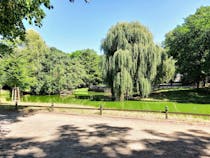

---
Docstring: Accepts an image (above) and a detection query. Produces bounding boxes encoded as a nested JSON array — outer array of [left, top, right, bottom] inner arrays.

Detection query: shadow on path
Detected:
[[0, 110, 24, 137], [1, 121, 210, 158], [141, 129, 210, 157]]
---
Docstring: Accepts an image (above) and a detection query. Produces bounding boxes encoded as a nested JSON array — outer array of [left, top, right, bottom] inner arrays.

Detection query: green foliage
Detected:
[[164, 6, 210, 87], [70, 49, 102, 86], [151, 88, 210, 104], [0, 41, 14, 57], [18, 30, 50, 94], [138, 77, 151, 98], [155, 50, 176, 84], [0, 52, 35, 90], [22, 31, 87, 94], [112, 50, 133, 100], [0, 30, 89, 94], [0, 0, 52, 41], [102, 22, 166, 100]]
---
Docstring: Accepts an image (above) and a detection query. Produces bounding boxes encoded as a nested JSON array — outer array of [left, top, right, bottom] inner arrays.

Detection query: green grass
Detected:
[[0, 90, 10, 101], [1, 88, 210, 115], [21, 94, 210, 115], [0, 90, 10, 97], [150, 88, 210, 103]]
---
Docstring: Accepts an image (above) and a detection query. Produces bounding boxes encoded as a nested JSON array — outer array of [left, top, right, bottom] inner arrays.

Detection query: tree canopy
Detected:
[[0, 30, 101, 94], [0, 52, 34, 90], [155, 50, 176, 85], [70, 49, 102, 86], [164, 6, 210, 88], [102, 22, 175, 100]]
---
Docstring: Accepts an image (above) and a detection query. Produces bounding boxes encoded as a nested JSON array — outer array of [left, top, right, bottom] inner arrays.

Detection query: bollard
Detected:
[[99, 105, 103, 116], [165, 106, 168, 119], [51, 103, 54, 111], [15, 101, 18, 111]]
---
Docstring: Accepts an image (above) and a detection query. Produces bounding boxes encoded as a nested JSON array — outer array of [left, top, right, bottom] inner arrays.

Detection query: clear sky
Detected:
[[25, 0, 210, 54]]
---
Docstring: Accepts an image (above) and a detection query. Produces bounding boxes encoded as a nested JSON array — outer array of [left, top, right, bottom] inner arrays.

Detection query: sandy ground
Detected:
[[0, 111, 210, 158]]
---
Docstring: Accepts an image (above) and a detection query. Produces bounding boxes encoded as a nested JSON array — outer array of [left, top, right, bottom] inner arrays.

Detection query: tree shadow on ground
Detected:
[[141, 129, 210, 157], [1, 123, 210, 158], [0, 109, 36, 137], [0, 110, 23, 137]]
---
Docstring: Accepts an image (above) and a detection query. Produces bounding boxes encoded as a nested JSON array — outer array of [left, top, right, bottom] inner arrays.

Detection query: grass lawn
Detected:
[[150, 87, 210, 103], [18, 88, 210, 115], [1, 88, 210, 115]]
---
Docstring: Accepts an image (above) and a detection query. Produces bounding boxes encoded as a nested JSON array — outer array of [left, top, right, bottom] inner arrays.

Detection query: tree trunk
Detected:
[[125, 91, 129, 100], [119, 93, 124, 101], [170, 80, 173, 86], [111, 87, 115, 101], [196, 81, 200, 89], [202, 78, 206, 87], [15, 101, 18, 111]]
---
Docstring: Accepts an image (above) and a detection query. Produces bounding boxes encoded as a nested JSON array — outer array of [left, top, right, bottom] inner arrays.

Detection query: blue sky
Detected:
[[25, 0, 210, 53]]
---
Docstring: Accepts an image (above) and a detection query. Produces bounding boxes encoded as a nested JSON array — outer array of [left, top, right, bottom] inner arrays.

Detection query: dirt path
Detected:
[[0, 112, 210, 158]]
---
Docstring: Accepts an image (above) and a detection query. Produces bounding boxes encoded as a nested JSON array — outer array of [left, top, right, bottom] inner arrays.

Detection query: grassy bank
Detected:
[[22, 96, 210, 114], [1, 88, 210, 115], [20, 88, 210, 115], [150, 87, 210, 103]]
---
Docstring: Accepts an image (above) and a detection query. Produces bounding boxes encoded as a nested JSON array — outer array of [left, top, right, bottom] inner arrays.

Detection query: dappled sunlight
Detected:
[[0, 111, 26, 137], [1, 113, 210, 158], [140, 129, 210, 157]]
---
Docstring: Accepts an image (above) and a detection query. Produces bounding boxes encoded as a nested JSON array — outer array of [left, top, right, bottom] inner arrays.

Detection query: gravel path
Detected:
[[0, 112, 210, 158]]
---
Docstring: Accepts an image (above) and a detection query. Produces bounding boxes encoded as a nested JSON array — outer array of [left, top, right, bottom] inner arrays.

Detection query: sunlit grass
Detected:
[[0, 90, 10, 102], [1, 88, 210, 115], [21, 94, 210, 115]]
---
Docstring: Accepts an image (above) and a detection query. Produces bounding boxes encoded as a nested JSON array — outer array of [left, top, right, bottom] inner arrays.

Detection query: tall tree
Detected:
[[19, 30, 49, 94], [48, 47, 86, 94], [70, 49, 102, 87], [164, 6, 210, 88], [6, 30, 87, 95], [101, 22, 162, 100]]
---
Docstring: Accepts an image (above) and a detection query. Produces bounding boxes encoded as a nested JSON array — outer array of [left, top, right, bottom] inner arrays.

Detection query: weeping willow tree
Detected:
[[112, 49, 133, 100], [102, 22, 162, 100]]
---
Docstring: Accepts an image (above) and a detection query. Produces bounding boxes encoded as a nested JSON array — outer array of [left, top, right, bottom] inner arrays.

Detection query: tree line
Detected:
[[0, 30, 102, 95], [0, 1, 210, 101]]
